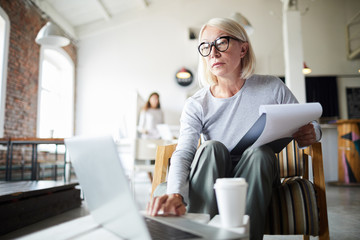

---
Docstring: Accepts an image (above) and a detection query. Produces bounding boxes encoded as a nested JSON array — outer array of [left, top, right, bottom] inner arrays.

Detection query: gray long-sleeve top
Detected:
[[166, 74, 321, 204]]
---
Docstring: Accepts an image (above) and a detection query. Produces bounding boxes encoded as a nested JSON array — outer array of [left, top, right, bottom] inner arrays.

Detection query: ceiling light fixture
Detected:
[[303, 62, 312, 75], [230, 12, 254, 35], [35, 22, 70, 47]]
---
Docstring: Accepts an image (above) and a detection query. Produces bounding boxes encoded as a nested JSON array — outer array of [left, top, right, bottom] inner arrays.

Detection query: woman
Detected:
[[147, 18, 321, 240], [138, 92, 164, 139]]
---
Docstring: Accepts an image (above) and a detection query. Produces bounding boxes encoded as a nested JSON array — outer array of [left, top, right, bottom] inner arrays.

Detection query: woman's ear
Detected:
[[240, 42, 249, 58]]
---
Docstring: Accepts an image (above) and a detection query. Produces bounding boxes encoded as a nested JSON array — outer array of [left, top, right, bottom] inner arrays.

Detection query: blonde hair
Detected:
[[198, 17, 256, 87]]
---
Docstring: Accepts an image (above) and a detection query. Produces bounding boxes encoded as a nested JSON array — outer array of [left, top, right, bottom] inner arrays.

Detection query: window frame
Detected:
[[0, 7, 10, 138]]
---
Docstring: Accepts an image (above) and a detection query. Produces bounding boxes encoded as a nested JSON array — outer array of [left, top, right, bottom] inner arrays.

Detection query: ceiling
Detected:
[[31, 0, 152, 39], [33, 0, 360, 59]]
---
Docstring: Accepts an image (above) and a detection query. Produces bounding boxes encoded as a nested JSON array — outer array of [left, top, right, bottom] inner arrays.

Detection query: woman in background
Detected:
[[138, 92, 164, 139]]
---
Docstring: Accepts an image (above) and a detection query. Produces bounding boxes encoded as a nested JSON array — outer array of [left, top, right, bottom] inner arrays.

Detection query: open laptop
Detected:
[[65, 135, 246, 240]]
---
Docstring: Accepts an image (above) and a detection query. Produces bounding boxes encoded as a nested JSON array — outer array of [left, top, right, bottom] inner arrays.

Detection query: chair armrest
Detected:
[[304, 142, 326, 193], [151, 144, 177, 197]]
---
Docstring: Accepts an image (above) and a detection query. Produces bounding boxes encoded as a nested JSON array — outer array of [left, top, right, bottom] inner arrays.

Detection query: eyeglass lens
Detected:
[[199, 37, 230, 57]]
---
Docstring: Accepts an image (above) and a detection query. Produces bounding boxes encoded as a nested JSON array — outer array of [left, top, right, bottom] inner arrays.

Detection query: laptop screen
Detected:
[[65, 135, 151, 240]]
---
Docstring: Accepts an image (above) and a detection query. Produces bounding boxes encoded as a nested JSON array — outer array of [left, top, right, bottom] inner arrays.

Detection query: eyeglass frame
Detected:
[[198, 36, 239, 57]]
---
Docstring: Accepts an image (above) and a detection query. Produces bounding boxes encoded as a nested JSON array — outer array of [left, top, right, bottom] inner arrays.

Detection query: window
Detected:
[[305, 76, 339, 120], [0, 7, 9, 137], [37, 47, 74, 139]]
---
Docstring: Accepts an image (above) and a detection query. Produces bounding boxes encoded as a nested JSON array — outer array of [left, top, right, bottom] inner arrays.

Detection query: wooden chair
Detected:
[[151, 141, 329, 240]]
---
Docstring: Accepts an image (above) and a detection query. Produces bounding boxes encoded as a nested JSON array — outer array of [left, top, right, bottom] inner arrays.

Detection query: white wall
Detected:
[[75, 0, 360, 136]]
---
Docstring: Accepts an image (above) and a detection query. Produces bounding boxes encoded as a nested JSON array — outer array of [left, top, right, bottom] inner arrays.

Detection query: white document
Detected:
[[231, 103, 323, 155], [252, 102, 323, 148]]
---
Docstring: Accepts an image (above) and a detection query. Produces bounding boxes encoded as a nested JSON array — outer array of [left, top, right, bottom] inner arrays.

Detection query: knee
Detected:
[[196, 140, 230, 164], [245, 145, 276, 170], [191, 140, 231, 180], [201, 140, 226, 149], [200, 140, 228, 156]]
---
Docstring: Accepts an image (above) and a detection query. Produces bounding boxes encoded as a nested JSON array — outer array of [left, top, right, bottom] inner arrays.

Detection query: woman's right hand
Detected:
[[146, 193, 186, 216]]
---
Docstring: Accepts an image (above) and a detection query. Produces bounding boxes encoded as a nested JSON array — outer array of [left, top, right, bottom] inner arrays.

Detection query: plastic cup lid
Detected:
[[214, 178, 248, 188]]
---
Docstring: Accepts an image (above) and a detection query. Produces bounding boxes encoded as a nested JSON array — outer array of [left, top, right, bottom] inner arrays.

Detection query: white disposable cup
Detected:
[[214, 178, 248, 228]]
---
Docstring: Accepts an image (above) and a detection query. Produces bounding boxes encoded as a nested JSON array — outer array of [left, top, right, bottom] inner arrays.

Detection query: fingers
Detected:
[[147, 195, 168, 216], [293, 123, 316, 147], [146, 194, 186, 217]]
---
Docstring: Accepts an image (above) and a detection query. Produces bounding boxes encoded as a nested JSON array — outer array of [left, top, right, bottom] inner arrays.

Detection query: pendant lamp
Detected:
[[303, 62, 312, 75], [35, 22, 70, 47]]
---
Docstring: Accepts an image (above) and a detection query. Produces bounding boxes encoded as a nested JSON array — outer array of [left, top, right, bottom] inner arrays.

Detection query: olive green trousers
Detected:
[[154, 140, 280, 240]]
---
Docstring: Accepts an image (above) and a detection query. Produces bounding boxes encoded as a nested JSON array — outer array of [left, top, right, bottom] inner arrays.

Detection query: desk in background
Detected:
[[3, 138, 67, 181]]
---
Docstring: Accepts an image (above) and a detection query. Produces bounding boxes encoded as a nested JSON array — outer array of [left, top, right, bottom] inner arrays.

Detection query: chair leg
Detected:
[[303, 235, 309, 240], [311, 143, 330, 240], [319, 233, 330, 240]]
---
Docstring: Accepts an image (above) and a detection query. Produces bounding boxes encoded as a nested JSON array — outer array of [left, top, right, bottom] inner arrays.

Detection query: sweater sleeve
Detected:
[[166, 99, 202, 204]]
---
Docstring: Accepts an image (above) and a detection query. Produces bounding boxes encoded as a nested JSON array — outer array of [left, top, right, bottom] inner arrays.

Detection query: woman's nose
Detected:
[[209, 45, 220, 57]]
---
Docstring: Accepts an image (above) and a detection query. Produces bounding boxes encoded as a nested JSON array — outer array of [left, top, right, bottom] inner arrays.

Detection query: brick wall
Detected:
[[0, 0, 77, 138]]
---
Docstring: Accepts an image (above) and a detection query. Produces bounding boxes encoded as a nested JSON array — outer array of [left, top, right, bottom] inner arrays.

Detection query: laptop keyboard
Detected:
[[144, 217, 202, 239]]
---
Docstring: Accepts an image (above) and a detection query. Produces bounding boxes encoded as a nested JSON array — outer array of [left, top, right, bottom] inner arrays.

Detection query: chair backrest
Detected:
[[276, 141, 305, 178]]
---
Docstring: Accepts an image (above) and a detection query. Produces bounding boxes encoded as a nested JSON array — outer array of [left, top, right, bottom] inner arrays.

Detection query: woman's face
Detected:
[[200, 26, 247, 80], [149, 94, 159, 108]]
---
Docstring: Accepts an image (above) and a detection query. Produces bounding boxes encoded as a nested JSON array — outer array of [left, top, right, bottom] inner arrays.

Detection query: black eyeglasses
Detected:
[[198, 36, 238, 57]]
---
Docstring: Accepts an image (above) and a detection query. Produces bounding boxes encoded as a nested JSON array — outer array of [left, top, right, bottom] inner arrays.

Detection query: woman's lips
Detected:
[[212, 62, 224, 68]]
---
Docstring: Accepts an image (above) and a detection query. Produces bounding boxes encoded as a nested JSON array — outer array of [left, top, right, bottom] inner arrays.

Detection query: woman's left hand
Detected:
[[292, 123, 317, 148]]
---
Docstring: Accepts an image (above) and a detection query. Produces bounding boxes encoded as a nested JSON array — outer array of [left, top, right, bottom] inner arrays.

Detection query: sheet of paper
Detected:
[[251, 103, 323, 148]]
